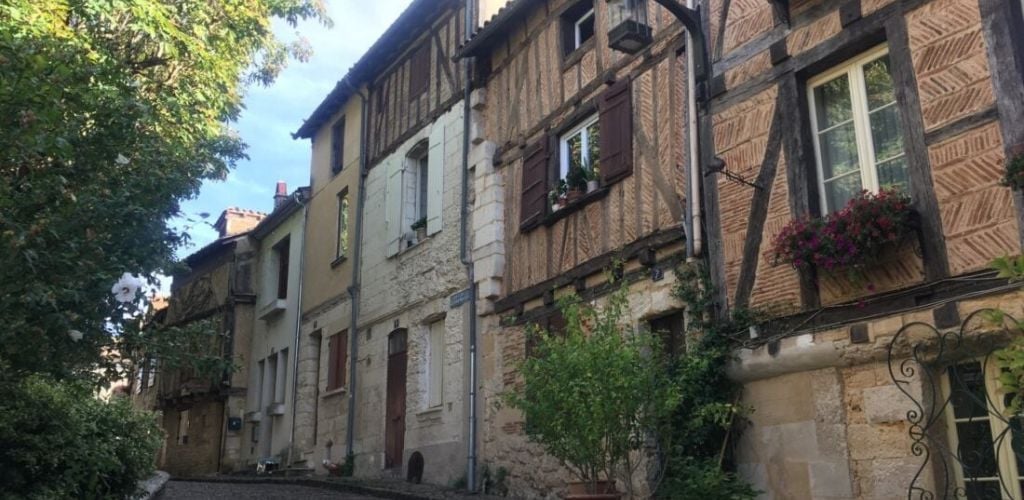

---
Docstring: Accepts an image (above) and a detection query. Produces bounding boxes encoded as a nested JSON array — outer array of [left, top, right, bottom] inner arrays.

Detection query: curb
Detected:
[[139, 471, 170, 500], [172, 476, 444, 500]]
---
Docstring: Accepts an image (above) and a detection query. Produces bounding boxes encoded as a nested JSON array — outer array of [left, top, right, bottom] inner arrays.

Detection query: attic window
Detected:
[[561, 1, 596, 57]]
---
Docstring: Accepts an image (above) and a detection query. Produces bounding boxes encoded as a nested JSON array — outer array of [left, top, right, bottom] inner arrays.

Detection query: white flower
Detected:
[[68, 330, 84, 342], [111, 273, 143, 303], [115, 154, 130, 165]]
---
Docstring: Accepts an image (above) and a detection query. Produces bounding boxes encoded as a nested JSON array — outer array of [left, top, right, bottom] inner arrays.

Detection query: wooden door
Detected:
[[385, 329, 407, 469]]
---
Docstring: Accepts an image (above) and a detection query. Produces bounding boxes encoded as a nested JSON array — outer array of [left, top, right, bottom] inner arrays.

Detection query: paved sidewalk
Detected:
[[169, 476, 511, 500], [160, 480, 380, 499]]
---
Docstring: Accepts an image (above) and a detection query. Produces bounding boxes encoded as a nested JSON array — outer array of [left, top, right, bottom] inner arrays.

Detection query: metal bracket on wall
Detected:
[[704, 157, 763, 190]]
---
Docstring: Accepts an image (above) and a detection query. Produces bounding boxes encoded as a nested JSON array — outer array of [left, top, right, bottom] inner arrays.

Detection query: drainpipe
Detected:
[[287, 192, 309, 467], [342, 78, 371, 460], [685, 0, 702, 259], [460, 0, 479, 492]]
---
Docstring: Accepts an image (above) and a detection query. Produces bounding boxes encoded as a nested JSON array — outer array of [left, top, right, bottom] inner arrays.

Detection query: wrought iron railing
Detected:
[[888, 308, 1021, 499]]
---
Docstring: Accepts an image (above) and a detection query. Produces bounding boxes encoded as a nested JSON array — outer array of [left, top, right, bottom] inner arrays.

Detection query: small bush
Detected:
[[0, 376, 163, 500]]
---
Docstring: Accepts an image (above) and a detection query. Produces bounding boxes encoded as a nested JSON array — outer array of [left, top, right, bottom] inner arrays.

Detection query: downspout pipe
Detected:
[[288, 192, 309, 467], [460, 0, 478, 492], [342, 77, 370, 460], [685, 0, 702, 259]]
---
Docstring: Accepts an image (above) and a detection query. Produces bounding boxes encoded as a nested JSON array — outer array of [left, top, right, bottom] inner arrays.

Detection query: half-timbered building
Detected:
[[458, 0, 695, 495], [461, 0, 1024, 496]]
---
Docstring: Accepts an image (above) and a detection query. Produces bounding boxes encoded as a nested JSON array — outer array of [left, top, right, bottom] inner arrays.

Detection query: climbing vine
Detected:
[[653, 262, 758, 499]]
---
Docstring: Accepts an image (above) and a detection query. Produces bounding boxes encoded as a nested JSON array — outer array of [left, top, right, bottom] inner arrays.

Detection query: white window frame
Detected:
[[942, 359, 1024, 498], [807, 44, 904, 214], [559, 114, 600, 181], [574, 8, 595, 50]]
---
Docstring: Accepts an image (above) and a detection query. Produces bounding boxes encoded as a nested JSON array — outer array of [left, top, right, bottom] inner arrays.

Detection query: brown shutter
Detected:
[[519, 138, 551, 229], [326, 335, 338, 390], [409, 44, 430, 97], [598, 78, 634, 184]]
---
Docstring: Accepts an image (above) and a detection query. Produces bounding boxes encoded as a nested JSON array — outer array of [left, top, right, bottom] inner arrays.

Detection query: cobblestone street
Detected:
[[159, 480, 383, 499]]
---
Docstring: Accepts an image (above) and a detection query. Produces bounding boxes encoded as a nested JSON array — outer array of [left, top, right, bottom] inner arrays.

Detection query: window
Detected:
[[649, 313, 686, 361], [146, 357, 157, 388], [942, 360, 1024, 498], [326, 330, 348, 391], [267, 354, 278, 405], [336, 191, 349, 261], [409, 44, 431, 98], [177, 410, 190, 445], [274, 237, 290, 299], [559, 115, 600, 191], [561, 1, 596, 56], [275, 349, 288, 404], [331, 117, 345, 174], [808, 45, 908, 213], [427, 320, 444, 408], [406, 141, 429, 231], [518, 79, 633, 229]]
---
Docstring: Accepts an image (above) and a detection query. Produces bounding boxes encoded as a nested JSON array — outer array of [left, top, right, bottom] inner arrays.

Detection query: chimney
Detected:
[[214, 208, 266, 238], [274, 181, 288, 210]]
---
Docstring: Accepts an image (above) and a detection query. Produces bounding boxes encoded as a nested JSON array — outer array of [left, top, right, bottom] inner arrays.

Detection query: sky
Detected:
[[173, 0, 413, 257]]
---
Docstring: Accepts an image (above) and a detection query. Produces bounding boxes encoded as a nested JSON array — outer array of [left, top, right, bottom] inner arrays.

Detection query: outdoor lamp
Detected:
[[607, 0, 654, 54]]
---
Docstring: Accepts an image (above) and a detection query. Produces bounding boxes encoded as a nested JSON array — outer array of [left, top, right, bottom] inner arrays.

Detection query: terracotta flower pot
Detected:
[[564, 480, 621, 500], [566, 189, 585, 204]]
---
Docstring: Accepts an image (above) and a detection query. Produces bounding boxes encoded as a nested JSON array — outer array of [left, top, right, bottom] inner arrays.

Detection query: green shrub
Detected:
[[0, 376, 163, 500], [503, 285, 679, 495]]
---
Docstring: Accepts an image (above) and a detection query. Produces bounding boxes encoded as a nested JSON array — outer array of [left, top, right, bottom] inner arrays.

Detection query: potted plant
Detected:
[[1002, 145, 1024, 191], [550, 179, 568, 212], [565, 162, 589, 204], [583, 159, 600, 193], [502, 286, 679, 499], [771, 188, 915, 274], [411, 217, 427, 242]]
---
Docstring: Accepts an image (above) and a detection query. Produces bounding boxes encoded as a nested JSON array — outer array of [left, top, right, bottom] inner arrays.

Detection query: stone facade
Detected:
[[351, 103, 470, 483]]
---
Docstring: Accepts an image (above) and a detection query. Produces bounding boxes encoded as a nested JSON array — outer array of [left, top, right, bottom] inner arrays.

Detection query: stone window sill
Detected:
[[321, 387, 346, 399], [330, 255, 347, 268]]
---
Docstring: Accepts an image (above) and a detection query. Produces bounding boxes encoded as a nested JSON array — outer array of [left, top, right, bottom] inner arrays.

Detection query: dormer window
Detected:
[[561, 1, 595, 57]]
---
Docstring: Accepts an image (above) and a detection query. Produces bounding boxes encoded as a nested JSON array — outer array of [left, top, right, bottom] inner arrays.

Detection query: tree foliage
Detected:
[[0, 375, 163, 499], [0, 0, 327, 382]]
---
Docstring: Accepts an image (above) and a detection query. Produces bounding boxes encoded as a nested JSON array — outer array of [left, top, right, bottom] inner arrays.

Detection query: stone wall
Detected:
[[346, 103, 470, 484], [159, 399, 225, 477]]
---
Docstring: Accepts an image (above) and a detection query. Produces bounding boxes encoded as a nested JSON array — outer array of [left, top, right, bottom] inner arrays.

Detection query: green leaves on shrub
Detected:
[[0, 376, 163, 500]]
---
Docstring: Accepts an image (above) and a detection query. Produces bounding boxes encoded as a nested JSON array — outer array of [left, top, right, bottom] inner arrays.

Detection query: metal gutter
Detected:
[[287, 192, 310, 467], [343, 79, 370, 460], [460, 0, 479, 491]]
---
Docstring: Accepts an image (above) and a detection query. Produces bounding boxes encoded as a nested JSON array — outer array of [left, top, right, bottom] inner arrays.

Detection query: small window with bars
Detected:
[[943, 360, 1024, 498]]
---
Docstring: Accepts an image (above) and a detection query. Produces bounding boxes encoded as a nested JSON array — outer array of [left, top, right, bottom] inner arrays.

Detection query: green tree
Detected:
[[0, 0, 328, 383]]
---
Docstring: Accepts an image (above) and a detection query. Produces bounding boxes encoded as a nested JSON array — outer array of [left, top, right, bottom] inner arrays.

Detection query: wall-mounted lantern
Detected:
[[607, 0, 653, 54]]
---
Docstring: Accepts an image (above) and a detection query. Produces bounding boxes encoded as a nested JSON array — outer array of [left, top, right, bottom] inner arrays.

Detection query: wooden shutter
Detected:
[[384, 157, 404, 257], [327, 331, 348, 390], [326, 335, 338, 390], [426, 119, 445, 235], [409, 44, 430, 97], [519, 138, 551, 229], [598, 78, 634, 184]]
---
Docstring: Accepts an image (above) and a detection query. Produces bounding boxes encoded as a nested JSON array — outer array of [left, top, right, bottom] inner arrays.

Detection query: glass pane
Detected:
[[820, 122, 861, 179], [950, 363, 989, 419], [814, 74, 853, 130], [876, 157, 909, 192], [1010, 416, 1024, 477], [964, 480, 1002, 499], [586, 121, 600, 171], [869, 104, 904, 162], [824, 172, 862, 211], [863, 55, 896, 111], [565, 131, 583, 180], [957, 420, 999, 479]]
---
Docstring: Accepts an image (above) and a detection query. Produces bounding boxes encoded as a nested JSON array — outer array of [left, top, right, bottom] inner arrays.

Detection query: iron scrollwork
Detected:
[[888, 308, 1022, 499]]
